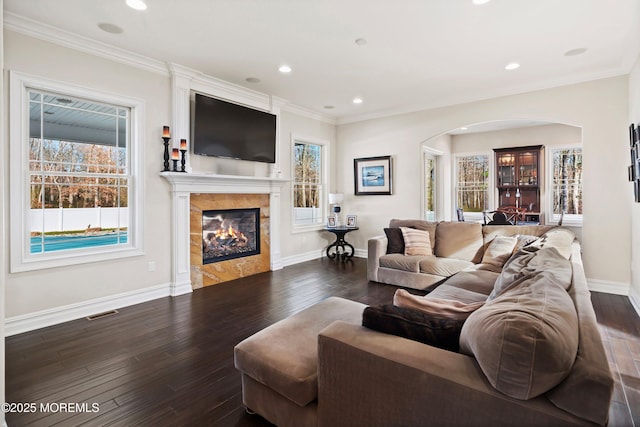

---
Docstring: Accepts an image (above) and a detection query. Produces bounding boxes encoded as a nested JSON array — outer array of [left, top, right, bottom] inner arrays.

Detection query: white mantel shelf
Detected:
[[160, 171, 289, 297], [160, 171, 290, 193]]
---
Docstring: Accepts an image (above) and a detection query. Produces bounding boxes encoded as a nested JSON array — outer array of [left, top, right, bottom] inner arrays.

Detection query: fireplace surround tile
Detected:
[[190, 193, 270, 288]]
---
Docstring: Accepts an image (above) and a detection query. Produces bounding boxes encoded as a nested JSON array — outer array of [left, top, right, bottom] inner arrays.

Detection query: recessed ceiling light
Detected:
[[245, 77, 261, 83], [98, 23, 124, 34], [505, 62, 520, 71], [353, 97, 363, 104], [355, 38, 368, 46], [472, 0, 491, 4], [278, 65, 292, 73], [126, 0, 147, 10], [564, 48, 587, 57]]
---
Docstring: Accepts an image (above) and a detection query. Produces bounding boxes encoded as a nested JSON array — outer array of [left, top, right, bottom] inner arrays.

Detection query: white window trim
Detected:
[[291, 134, 329, 233], [546, 144, 583, 227], [452, 151, 494, 223], [9, 71, 145, 272]]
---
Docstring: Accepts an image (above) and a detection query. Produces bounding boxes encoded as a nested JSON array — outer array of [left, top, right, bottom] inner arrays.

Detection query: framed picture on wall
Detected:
[[354, 155, 393, 195]]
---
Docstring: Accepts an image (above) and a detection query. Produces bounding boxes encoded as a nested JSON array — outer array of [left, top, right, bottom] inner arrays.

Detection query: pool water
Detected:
[[30, 232, 128, 254]]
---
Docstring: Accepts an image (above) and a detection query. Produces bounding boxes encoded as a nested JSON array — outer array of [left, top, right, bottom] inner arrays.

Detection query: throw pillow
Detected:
[[393, 289, 484, 320], [400, 227, 432, 256], [513, 234, 540, 253], [362, 304, 465, 352], [481, 235, 517, 268], [540, 228, 575, 260], [459, 266, 579, 400], [460, 248, 578, 400], [384, 227, 405, 254]]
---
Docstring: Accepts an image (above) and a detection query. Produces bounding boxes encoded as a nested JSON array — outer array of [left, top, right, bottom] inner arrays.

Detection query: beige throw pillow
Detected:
[[481, 235, 517, 268], [394, 289, 484, 320], [400, 227, 432, 256]]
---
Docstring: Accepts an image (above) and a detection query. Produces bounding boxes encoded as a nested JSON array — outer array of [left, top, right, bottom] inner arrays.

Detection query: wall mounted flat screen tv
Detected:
[[192, 93, 276, 163]]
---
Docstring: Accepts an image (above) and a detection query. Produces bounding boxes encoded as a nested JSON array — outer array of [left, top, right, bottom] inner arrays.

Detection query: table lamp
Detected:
[[328, 193, 344, 227]]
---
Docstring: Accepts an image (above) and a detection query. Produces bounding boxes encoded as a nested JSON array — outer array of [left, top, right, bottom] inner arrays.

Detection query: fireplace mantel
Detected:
[[161, 172, 289, 295], [161, 171, 290, 193]]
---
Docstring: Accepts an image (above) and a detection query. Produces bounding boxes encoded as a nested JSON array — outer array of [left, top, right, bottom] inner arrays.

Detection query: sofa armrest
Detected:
[[318, 322, 590, 427], [367, 235, 387, 282]]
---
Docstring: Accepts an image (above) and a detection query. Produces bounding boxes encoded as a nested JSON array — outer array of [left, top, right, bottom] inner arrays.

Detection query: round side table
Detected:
[[325, 227, 358, 262]]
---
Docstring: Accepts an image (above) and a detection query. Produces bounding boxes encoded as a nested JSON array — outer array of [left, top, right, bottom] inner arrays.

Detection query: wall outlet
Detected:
[[148, 261, 156, 272]]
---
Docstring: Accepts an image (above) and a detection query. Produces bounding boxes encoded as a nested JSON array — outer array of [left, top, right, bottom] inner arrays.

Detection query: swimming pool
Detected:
[[30, 232, 128, 254]]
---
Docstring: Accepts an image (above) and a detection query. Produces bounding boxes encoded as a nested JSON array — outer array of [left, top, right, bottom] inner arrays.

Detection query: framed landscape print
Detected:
[[354, 155, 392, 195]]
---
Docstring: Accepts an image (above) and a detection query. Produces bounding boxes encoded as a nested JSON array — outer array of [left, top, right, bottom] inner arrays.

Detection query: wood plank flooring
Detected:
[[5, 257, 640, 426]]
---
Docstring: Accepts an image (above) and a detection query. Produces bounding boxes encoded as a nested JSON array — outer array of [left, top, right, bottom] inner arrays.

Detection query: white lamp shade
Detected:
[[328, 193, 344, 204]]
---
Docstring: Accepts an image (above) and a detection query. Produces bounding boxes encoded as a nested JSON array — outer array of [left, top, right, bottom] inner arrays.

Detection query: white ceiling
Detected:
[[4, 0, 640, 124]]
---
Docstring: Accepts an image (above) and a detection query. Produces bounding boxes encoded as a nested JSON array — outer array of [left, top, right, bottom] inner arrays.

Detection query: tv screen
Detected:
[[192, 93, 276, 163]]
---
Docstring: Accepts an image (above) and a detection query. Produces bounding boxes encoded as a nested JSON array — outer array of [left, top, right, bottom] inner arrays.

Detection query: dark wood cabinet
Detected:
[[494, 145, 543, 214]]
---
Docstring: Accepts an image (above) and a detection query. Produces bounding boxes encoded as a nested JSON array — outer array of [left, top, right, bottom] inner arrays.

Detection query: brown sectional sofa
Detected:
[[234, 220, 613, 426], [368, 218, 555, 290]]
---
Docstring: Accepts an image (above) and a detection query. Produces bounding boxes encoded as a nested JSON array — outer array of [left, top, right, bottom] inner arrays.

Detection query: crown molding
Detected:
[[336, 68, 630, 125], [4, 12, 170, 76], [279, 100, 337, 125]]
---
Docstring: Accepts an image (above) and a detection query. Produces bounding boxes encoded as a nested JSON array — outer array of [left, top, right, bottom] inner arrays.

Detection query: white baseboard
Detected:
[[282, 250, 324, 267], [171, 280, 194, 296], [630, 286, 640, 318], [4, 282, 172, 337], [587, 278, 630, 296]]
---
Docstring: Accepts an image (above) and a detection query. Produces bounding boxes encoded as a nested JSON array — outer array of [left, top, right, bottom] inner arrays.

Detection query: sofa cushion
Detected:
[[459, 248, 579, 400], [419, 256, 473, 277], [427, 284, 490, 304], [400, 227, 432, 256], [489, 247, 572, 301], [434, 222, 483, 262], [379, 254, 426, 273], [428, 270, 499, 303], [362, 304, 464, 352], [482, 224, 554, 242], [389, 219, 437, 253], [234, 297, 365, 407], [481, 235, 517, 268], [384, 227, 405, 254], [540, 228, 575, 260], [394, 289, 484, 320]]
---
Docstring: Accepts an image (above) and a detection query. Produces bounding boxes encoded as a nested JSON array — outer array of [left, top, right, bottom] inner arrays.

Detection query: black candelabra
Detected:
[[180, 149, 187, 172], [172, 148, 179, 172], [162, 137, 171, 172], [162, 125, 171, 172]]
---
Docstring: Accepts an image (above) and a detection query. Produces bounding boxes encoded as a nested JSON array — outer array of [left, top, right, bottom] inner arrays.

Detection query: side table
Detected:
[[325, 227, 358, 262]]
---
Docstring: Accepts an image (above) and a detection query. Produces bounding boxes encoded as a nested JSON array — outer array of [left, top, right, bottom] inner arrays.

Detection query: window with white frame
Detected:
[[292, 138, 327, 228], [454, 154, 490, 221], [548, 146, 583, 225], [10, 72, 144, 272]]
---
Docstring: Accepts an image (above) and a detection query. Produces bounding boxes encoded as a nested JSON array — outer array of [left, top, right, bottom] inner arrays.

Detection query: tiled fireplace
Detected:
[[161, 172, 287, 295], [190, 193, 270, 288]]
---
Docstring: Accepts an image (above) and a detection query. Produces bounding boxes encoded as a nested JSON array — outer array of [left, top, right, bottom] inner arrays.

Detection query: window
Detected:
[[292, 137, 327, 229], [454, 154, 490, 221], [423, 149, 440, 222], [10, 72, 144, 272], [549, 146, 583, 225]]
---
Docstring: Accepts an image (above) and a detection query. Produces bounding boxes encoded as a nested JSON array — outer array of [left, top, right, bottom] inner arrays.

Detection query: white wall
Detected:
[[2, 30, 339, 321], [2, 31, 172, 317], [629, 55, 640, 313], [338, 77, 630, 292], [1, 1, 6, 423], [278, 110, 337, 262]]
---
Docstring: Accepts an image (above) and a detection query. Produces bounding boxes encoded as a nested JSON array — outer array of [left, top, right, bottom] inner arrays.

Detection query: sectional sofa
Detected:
[[234, 220, 613, 426]]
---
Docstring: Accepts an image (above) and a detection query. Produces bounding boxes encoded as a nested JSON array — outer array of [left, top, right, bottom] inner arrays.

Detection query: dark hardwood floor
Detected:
[[5, 257, 640, 427]]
